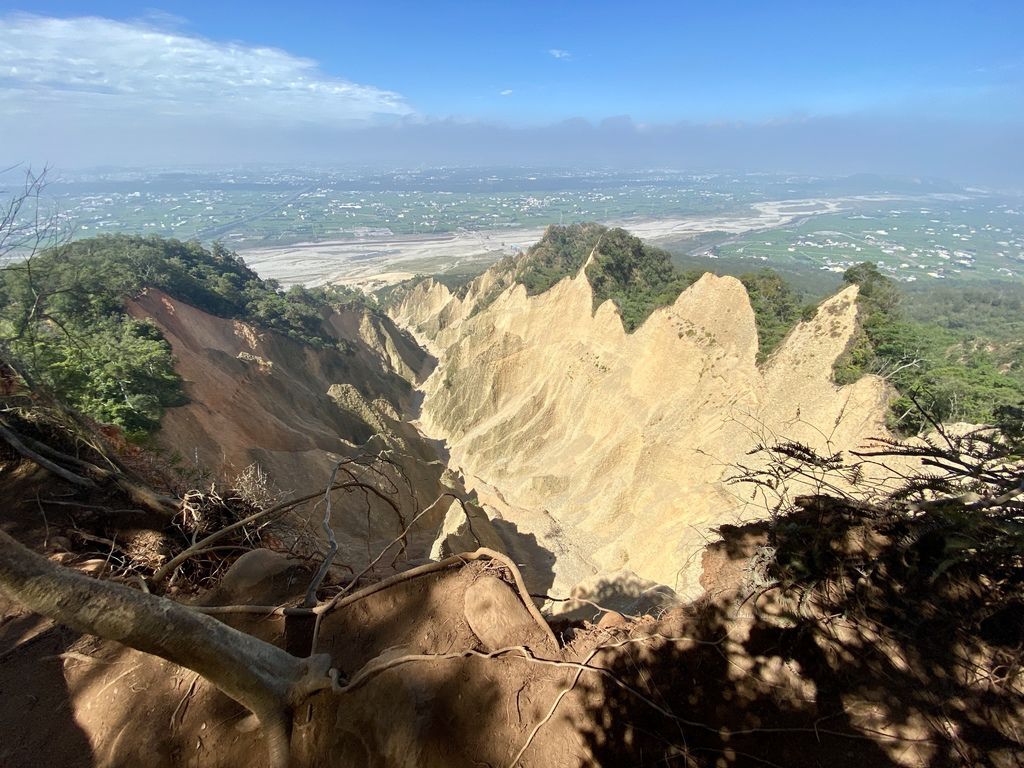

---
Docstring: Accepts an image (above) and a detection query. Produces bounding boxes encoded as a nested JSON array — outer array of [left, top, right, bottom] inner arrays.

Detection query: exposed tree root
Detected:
[[0, 421, 94, 487], [0, 415, 178, 516], [506, 651, 590, 767], [323, 632, 935, 755], [0, 527, 334, 768], [195, 547, 560, 653]]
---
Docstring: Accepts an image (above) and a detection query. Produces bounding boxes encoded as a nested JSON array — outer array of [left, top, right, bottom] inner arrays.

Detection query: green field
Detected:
[[14, 168, 1021, 286], [714, 199, 1024, 282], [49, 169, 769, 247]]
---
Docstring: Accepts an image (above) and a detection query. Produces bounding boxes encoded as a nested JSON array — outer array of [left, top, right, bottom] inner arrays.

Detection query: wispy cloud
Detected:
[[548, 48, 572, 60], [0, 13, 413, 124], [499, 89, 514, 96]]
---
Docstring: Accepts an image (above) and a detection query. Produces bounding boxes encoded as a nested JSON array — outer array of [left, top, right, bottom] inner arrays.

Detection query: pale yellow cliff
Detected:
[[392, 266, 894, 599]]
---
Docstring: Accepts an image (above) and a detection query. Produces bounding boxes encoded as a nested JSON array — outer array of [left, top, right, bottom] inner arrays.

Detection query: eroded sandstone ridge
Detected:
[[392, 263, 894, 599]]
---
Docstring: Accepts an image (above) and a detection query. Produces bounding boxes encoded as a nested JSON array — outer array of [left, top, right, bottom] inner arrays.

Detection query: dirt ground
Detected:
[[3, 496, 1021, 768]]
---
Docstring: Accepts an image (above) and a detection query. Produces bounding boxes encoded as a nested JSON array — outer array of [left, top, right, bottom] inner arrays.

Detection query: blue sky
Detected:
[[1, 2, 1023, 182]]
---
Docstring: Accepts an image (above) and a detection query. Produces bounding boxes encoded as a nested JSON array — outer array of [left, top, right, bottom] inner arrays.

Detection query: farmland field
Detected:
[[708, 198, 1024, 282], [14, 167, 1024, 285]]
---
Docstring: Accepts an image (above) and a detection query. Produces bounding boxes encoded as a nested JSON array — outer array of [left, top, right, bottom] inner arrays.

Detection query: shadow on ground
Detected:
[[576, 505, 1024, 767], [491, 517, 557, 599], [0, 625, 95, 768]]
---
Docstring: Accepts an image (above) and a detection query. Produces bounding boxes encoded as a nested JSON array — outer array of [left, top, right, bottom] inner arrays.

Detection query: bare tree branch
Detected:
[[0, 420, 95, 487]]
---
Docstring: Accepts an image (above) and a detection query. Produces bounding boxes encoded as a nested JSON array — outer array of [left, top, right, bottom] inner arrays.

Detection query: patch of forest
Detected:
[[834, 265, 1024, 432], [493, 224, 816, 355], [0, 235, 368, 435]]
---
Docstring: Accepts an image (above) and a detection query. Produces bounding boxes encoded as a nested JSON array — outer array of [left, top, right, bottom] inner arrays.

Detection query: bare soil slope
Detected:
[[126, 289, 453, 568], [3, 525, 1017, 768], [0, 354, 1017, 768]]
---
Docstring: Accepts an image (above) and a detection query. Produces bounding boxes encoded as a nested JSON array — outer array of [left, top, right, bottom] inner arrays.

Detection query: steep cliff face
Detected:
[[126, 289, 454, 567], [393, 266, 894, 598], [128, 291, 422, 486]]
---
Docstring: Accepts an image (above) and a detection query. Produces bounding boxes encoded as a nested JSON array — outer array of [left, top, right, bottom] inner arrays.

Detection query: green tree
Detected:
[[739, 269, 815, 361], [0, 233, 376, 435], [834, 261, 1024, 432]]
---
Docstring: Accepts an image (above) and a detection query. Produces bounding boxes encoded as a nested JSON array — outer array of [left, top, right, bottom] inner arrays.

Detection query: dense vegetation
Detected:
[[0, 235, 364, 435], [583, 228, 699, 331], [835, 262, 1024, 432], [458, 224, 817, 350], [902, 281, 1024, 372], [737, 270, 818, 361], [516, 222, 606, 296], [515, 224, 818, 349], [510, 223, 701, 332]]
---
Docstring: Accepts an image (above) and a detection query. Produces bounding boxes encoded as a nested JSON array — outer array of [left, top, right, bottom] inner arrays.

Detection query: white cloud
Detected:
[[548, 49, 572, 60], [0, 13, 413, 124], [500, 89, 514, 96]]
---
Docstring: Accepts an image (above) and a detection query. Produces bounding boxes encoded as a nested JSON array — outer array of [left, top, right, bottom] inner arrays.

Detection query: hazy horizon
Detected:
[[2, 3, 1023, 188]]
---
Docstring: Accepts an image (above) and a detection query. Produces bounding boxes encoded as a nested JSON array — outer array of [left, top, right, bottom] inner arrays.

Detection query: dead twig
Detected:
[[151, 478, 392, 588], [302, 461, 345, 608]]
